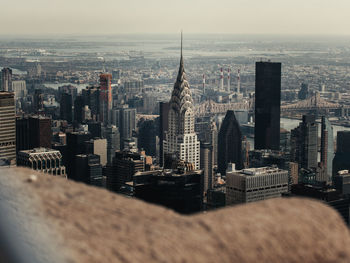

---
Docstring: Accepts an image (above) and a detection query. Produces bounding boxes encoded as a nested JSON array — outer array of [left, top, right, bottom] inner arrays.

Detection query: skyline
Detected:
[[1, 0, 350, 36]]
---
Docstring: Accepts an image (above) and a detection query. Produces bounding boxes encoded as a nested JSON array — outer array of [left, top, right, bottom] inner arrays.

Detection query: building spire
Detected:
[[178, 31, 185, 81], [181, 30, 183, 60]]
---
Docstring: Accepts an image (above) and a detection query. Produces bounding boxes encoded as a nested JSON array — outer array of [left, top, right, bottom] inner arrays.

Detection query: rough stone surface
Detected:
[[1, 167, 350, 263]]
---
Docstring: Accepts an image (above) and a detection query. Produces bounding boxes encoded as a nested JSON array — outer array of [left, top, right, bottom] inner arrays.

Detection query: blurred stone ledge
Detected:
[[1, 167, 350, 263]]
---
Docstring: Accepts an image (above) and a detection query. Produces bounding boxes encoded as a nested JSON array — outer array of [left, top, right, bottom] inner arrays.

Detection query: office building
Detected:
[[163, 38, 200, 170], [106, 151, 145, 193], [75, 154, 103, 186], [74, 95, 84, 124], [99, 73, 112, 125], [333, 131, 350, 178], [200, 142, 214, 196], [88, 121, 102, 138], [159, 102, 170, 166], [334, 170, 350, 196], [111, 105, 136, 149], [11, 80, 27, 99], [249, 149, 289, 170], [65, 131, 91, 179], [105, 125, 120, 165], [321, 116, 334, 180], [1, 68, 12, 92], [82, 86, 100, 121], [16, 115, 52, 153], [60, 92, 73, 123], [17, 148, 66, 177], [218, 110, 243, 175], [33, 89, 44, 113], [138, 119, 157, 156], [254, 62, 281, 150], [290, 115, 318, 170], [0, 92, 16, 165], [85, 138, 107, 166], [226, 166, 289, 205], [133, 164, 203, 214]]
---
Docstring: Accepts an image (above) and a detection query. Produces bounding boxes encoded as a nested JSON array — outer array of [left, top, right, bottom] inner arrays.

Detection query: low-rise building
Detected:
[[17, 148, 66, 177], [226, 166, 289, 205]]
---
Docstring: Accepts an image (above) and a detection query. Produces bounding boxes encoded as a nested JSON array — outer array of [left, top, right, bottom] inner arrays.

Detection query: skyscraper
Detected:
[[163, 35, 200, 169], [200, 142, 214, 196], [60, 93, 73, 123], [218, 110, 243, 175], [0, 92, 16, 165], [1, 68, 12, 92], [254, 61, 281, 150], [111, 105, 136, 150], [333, 131, 350, 178], [321, 116, 334, 179], [99, 73, 112, 125], [105, 125, 120, 165], [290, 115, 318, 170], [159, 101, 170, 166]]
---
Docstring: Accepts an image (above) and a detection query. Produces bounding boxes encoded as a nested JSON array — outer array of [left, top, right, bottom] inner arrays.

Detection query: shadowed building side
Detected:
[[218, 110, 243, 175]]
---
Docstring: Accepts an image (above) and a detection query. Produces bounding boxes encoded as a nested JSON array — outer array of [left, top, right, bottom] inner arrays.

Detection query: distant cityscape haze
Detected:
[[1, 0, 350, 35]]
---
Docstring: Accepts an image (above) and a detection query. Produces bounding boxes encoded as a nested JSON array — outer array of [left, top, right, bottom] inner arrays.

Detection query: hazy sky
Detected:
[[1, 0, 350, 35]]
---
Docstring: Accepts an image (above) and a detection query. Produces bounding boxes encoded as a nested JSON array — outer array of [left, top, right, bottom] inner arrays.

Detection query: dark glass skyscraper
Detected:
[[333, 131, 350, 178], [254, 62, 281, 150], [218, 110, 243, 175]]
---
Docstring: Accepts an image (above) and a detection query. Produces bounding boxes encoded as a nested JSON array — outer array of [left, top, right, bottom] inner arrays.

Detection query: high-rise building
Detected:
[[200, 142, 214, 196], [163, 36, 200, 170], [133, 165, 203, 214], [290, 115, 318, 170], [85, 138, 107, 166], [298, 83, 309, 100], [321, 116, 334, 180], [226, 166, 289, 205], [106, 151, 145, 193], [111, 105, 136, 149], [60, 93, 73, 123], [16, 115, 52, 153], [11, 80, 27, 99], [254, 61, 281, 150], [0, 92, 16, 165], [138, 119, 157, 157], [333, 131, 350, 178], [75, 154, 103, 186], [105, 125, 120, 165], [74, 95, 84, 124], [17, 148, 66, 177], [159, 102, 170, 166], [65, 131, 91, 179], [1, 68, 12, 92], [88, 121, 102, 138], [82, 86, 100, 121], [218, 111, 243, 175], [99, 73, 112, 125], [33, 89, 44, 113]]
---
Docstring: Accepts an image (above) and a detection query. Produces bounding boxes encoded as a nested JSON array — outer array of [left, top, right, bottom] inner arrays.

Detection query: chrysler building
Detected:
[[163, 34, 200, 169]]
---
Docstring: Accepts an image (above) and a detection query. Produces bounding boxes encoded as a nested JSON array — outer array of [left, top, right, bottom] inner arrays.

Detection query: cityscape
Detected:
[[2, 0, 350, 262]]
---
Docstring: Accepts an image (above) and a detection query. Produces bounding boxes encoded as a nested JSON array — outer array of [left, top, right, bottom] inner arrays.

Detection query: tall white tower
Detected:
[[163, 34, 200, 169]]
